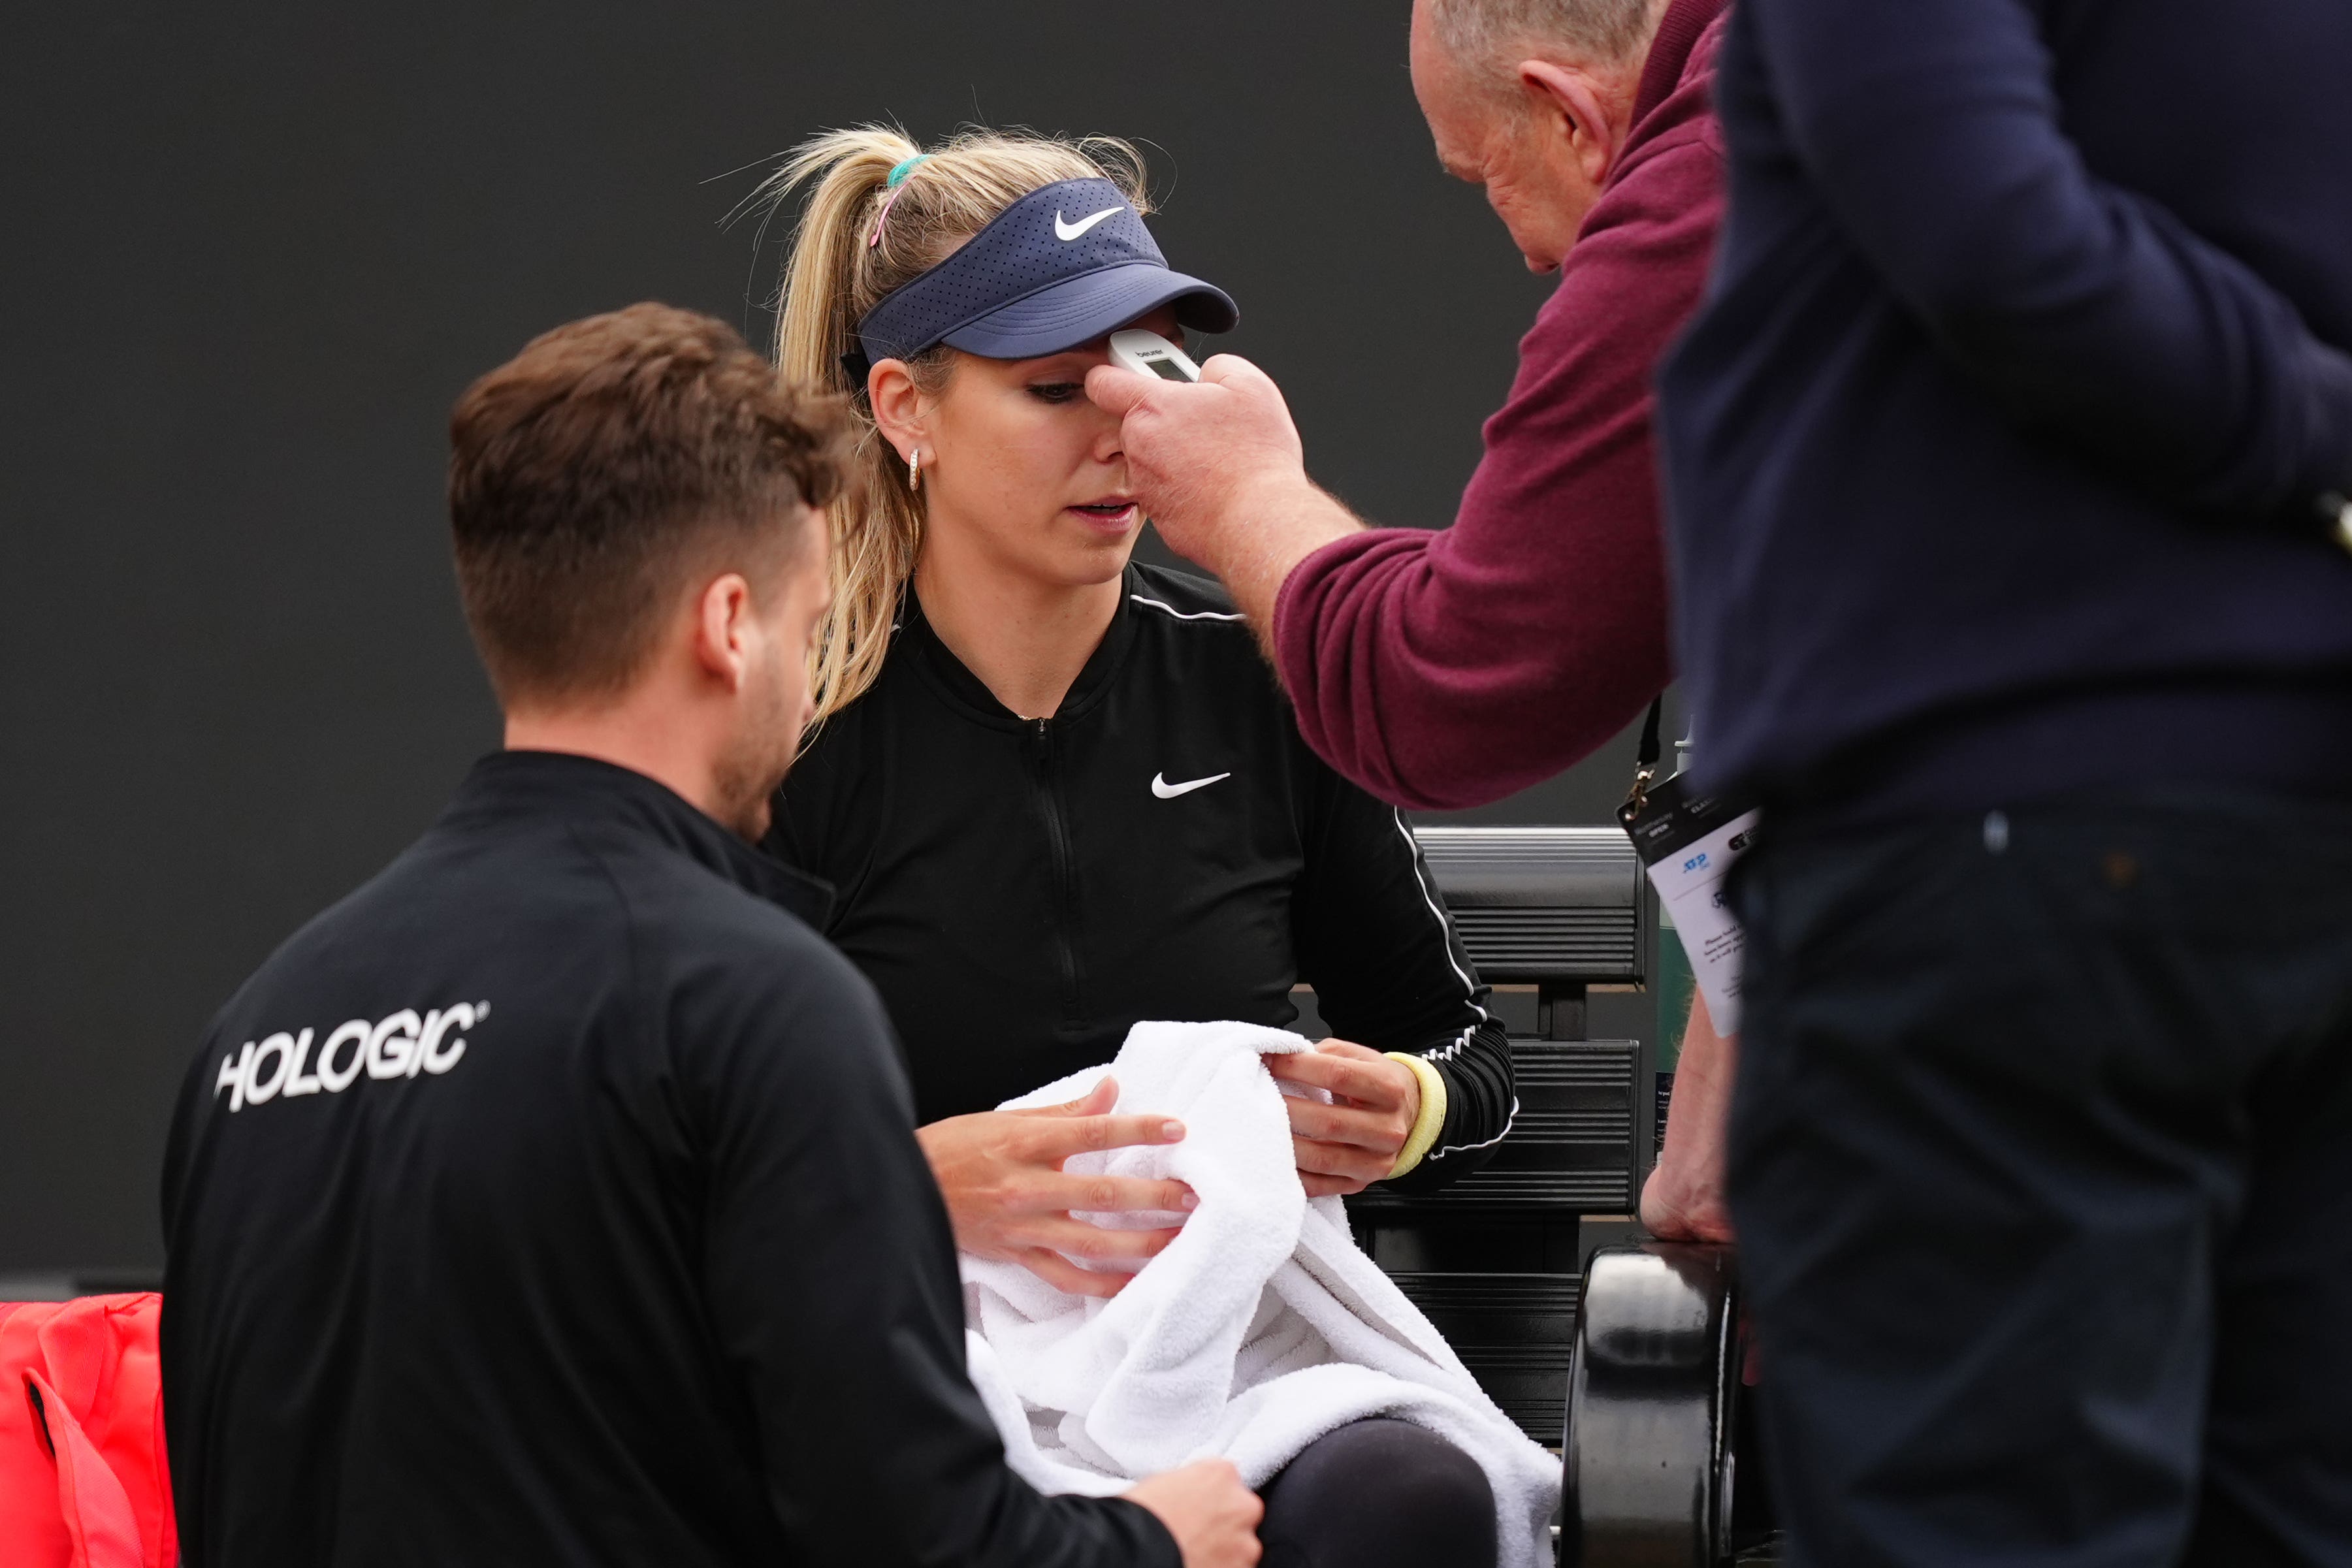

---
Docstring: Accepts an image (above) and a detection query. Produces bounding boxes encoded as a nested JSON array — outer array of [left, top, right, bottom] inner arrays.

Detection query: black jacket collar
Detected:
[[449, 750, 834, 926], [899, 568, 1141, 731]]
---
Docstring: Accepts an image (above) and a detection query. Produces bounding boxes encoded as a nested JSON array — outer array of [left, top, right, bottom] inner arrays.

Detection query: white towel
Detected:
[[961, 1019, 1560, 1568]]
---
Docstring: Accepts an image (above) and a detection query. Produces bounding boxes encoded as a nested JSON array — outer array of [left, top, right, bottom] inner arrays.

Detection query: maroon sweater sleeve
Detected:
[[1272, 65, 1725, 812]]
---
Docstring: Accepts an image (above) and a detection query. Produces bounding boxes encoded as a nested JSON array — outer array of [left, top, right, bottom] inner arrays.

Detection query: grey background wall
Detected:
[[1, 3, 1677, 1273]]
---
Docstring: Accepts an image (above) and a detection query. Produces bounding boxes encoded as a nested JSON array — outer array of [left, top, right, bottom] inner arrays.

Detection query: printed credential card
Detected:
[[1620, 773, 1760, 1034]]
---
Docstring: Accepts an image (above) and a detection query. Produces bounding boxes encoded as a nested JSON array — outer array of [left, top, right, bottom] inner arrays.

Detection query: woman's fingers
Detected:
[[1017, 1215, 1185, 1264], [1010, 1076, 1121, 1119], [1283, 1094, 1410, 1159], [1300, 1170, 1370, 1198], [1018, 1248, 1133, 1299], [1007, 1080, 1188, 1159], [1013, 1171, 1197, 1217], [1017, 1111, 1188, 1163], [1267, 1044, 1408, 1110], [1273, 1044, 1421, 1160], [921, 1093, 1200, 1276], [1291, 1134, 1391, 1184], [1312, 1036, 1398, 1069]]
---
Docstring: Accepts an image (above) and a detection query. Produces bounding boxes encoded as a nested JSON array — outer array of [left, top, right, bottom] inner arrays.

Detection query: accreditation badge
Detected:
[[1619, 772, 1760, 1035]]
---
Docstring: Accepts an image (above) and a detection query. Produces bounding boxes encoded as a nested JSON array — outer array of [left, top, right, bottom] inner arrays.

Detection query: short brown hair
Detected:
[[448, 302, 852, 705]]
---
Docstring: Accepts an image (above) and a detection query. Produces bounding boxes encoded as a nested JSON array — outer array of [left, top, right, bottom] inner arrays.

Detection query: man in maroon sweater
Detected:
[[1087, 0, 1735, 1238]]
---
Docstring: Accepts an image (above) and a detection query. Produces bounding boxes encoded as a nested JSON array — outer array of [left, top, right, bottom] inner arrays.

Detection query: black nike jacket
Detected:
[[159, 752, 1175, 1568], [767, 564, 1515, 1193]]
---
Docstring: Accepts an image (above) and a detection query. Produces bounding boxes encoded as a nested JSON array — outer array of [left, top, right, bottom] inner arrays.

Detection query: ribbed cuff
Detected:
[[1383, 1053, 1449, 1179]]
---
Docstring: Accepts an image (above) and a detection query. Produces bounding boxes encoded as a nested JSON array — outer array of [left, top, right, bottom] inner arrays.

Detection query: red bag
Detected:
[[0, 1294, 176, 1568]]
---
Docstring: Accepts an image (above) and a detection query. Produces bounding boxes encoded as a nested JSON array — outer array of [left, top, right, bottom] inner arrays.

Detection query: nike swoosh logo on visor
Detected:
[[1055, 206, 1125, 242], [1152, 771, 1231, 799]]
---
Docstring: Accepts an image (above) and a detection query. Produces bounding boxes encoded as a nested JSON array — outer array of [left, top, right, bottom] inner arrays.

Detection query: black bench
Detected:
[[1347, 826, 1658, 1450], [1358, 827, 1770, 1564]]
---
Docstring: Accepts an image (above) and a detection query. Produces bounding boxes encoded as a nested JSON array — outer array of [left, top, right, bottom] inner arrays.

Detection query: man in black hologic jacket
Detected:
[[159, 303, 1258, 1568]]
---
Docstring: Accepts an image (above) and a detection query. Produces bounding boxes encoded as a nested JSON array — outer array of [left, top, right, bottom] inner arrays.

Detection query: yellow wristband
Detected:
[[1382, 1052, 1449, 1181]]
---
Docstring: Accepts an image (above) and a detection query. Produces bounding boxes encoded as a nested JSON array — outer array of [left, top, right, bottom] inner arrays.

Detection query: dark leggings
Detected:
[[1257, 1418, 1496, 1568]]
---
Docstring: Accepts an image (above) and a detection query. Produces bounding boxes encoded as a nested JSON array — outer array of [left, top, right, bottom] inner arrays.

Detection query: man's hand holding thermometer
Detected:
[[1090, 332, 1361, 635]]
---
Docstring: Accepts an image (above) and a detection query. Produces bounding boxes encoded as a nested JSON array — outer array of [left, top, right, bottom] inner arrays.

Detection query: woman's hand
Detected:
[[915, 1077, 1197, 1298], [1265, 1040, 1421, 1198]]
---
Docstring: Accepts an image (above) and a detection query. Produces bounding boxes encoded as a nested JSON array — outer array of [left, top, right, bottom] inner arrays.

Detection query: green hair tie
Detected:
[[886, 153, 931, 189]]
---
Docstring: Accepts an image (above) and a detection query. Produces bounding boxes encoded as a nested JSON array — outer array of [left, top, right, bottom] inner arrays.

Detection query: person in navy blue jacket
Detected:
[[1656, 1, 2352, 1562]]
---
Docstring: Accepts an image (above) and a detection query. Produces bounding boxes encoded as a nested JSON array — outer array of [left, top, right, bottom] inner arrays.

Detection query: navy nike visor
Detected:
[[848, 177, 1238, 378]]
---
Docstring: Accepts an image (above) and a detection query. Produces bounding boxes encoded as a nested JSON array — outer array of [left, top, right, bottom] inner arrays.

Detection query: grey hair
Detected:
[[1426, 0, 1664, 71]]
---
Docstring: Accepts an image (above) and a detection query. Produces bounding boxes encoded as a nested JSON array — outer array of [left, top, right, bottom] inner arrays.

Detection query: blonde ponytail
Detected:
[[755, 125, 1150, 730]]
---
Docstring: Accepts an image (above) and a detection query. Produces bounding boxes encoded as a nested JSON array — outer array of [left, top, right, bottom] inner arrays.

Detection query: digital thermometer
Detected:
[[1108, 329, 1202, 383]]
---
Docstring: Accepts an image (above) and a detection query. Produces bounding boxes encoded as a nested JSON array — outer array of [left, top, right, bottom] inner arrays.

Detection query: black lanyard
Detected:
[[1622, 694, 1666, 818]]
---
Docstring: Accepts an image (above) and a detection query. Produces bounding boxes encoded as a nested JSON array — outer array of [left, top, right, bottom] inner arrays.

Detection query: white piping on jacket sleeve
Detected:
[[1129, 594, 1249, 624], [1424, 1096, 1521, 1159], [1388, 810, 1515, 1161]]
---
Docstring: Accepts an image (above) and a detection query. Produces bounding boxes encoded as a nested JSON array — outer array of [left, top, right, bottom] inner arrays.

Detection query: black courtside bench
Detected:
[[1349, 827, 1655, 1450], [1347, 826, 1773, 1566]]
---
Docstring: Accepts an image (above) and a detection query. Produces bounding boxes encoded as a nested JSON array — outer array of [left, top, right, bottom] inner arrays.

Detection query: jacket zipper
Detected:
[[1032, 718, 1084, 1023]]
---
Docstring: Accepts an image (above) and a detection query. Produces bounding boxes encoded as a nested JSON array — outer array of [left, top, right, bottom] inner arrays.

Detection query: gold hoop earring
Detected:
[[907, 448, 922, 492]]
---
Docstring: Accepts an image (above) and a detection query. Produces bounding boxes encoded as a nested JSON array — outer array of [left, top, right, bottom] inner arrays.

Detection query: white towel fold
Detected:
[[961, 1019, 1561, 1568]]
